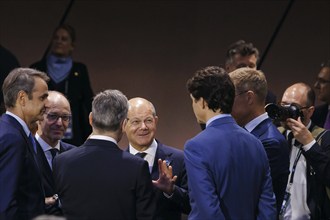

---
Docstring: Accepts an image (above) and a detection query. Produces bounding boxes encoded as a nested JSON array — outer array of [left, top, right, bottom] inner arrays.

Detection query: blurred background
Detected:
[[1, 0, 329, 149]]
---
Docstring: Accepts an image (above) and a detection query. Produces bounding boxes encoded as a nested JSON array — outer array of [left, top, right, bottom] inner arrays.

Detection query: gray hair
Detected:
[[2, 68, 49, 108], [91, 89, 128, 132]]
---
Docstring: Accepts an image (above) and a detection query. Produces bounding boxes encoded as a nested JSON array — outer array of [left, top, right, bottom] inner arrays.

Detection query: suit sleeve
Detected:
[[0, 134, 25, 220], [136, 160, 156, 220], [302, 133, 330, 187], [257, 165, 277, 220], [184, 140, 225, 219]]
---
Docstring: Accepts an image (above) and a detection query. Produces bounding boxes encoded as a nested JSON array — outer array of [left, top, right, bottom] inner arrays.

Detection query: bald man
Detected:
[[278, 83, 330, 219], [35, 91, 76, 215], [124, 97, 190, 220]]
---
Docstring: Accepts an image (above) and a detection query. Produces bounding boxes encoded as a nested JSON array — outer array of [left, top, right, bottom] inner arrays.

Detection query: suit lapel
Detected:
[[151, 143, 173, 180], [251, 118, 271, 138]]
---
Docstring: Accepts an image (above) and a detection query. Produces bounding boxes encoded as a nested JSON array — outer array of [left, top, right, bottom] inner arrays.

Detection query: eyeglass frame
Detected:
[[44, 112, 72, 123]]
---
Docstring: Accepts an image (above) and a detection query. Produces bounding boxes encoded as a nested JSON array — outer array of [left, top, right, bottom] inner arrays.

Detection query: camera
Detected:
[[265, 103, 304, 122]]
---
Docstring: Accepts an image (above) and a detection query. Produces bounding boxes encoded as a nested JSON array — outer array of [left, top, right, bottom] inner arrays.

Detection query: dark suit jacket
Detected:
[[250, 118, 290, 213], [30, 59, 93, 146], [184, 116, 276, 219], [53, 138, 155, 220], [0, 114, 44, 220], [149, 141, 190, 220], [311, 103, 328, 128], [281, 123, 330, 219], [36, 140, 75, 215]]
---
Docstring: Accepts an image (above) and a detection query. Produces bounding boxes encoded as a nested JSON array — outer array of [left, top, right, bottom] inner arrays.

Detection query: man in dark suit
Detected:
[[53, 90, 155, 220], [124, 97, 190, 220], [185, 66, 276, 219], [35, 91, 76, 215], [312, 60, 330, 128], [229, 68, 290, 214], [0, 68, 49, 220], [279, 83, 330, 219]]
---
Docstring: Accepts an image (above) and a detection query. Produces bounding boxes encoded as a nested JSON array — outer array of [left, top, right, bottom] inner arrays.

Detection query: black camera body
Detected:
[[265, 103, 304, 122]]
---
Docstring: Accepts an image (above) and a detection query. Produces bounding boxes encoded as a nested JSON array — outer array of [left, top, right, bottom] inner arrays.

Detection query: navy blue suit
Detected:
[[149, 141, 190, 220], [36, 140, 75, 215], [184, 116, 276, 220], [53, 138, 155, 220], [0, 114, 44, 220], [250, 118, 290, 213]]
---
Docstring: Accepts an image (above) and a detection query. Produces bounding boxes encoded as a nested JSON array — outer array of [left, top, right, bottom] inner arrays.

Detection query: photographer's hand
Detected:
[[286, 117, 314, 145]]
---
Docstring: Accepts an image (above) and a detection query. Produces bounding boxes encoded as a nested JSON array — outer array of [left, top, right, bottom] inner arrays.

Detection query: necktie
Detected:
[[28, 133, 37, 154], [49, 148, 58, 163], [135, 152, 147, 159], [324, 110, 330, 129]]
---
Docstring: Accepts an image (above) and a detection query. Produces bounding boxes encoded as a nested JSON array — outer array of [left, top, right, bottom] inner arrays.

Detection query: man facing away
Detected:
[[0, 68, 49, 220], [185, 66, 276, 220], [53, 90, 155, 220], [229, 68, 289, 214], [125, 97, 190, 220], [35, 91, 76, 215], [279, 83, 330, 219]]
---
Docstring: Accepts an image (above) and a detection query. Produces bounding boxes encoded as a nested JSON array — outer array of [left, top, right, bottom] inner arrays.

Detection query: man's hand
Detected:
[[286, 117, 314, 145], [152, 159, 177, 195]]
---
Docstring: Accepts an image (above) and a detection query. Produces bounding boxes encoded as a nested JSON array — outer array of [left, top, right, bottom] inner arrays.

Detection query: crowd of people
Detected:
[[0, 25, 329, 220]]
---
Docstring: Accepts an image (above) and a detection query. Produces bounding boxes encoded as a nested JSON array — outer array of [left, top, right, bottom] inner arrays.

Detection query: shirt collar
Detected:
[[129, 139, 158, 158], [35, 133, 60, 151], [206, 114, 231, 128], [89, 135, 117, 145], [6, 111, 31, 137], [244, 112, 269, 132]]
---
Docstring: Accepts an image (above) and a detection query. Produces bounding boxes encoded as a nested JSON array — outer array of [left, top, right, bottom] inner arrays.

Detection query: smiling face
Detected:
[[124, 98, 158, 151], [39, 91, 71, 147]]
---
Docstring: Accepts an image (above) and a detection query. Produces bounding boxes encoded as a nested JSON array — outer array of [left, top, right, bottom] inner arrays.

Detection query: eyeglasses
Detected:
[[315, 78, 330, 85], [127, 117, 155, 127], [45, 113, 72, 123]]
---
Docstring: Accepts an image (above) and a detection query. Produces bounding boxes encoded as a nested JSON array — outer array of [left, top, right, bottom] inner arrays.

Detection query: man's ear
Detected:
[[17, 90, 27, 106], [306, 106, 315, 119], [246, 90, 255, 105], [88, 112, 93, 127], [122, 118, 128, 132]]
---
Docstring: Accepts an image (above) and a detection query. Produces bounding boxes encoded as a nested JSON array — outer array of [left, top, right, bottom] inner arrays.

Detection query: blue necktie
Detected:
[[28, 133, 37, 154], [135, 152, 147, 159]]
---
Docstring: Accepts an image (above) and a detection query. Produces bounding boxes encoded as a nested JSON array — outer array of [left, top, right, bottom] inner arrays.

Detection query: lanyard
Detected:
[[288, 148, 303, 185]]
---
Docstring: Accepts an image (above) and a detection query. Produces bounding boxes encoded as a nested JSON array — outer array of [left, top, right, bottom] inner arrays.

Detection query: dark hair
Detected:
[[225, 40, 259, 66], [186, 66, 235, 113], [2, 68, 49, 108], [53, 24, 76, 43], [321, 60, 330, 68]]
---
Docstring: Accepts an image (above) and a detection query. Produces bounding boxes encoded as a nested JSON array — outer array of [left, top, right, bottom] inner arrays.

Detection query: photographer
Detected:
[[275, 83, 330, 220]]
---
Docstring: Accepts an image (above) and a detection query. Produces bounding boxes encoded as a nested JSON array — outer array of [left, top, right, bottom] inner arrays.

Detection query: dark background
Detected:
[[1, 0, 329, 149]]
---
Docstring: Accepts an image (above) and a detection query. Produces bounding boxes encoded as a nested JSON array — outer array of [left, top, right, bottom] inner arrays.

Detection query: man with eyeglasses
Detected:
[[312, 60, 330, 129], [278, 83, 330, 219], [124, 97, 190, 220], [35, 90, 75, 215], [229, 68, 289, 215]]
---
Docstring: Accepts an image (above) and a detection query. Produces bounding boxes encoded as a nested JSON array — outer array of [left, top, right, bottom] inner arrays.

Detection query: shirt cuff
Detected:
[[302, 140, 316, 151]]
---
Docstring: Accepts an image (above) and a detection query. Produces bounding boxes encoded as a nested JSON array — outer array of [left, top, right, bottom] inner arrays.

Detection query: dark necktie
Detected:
[[49, 148, 58, 163], [287, 132, 301, 147], [135, 152, 147, 159], [28, 133, 37, 154]]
